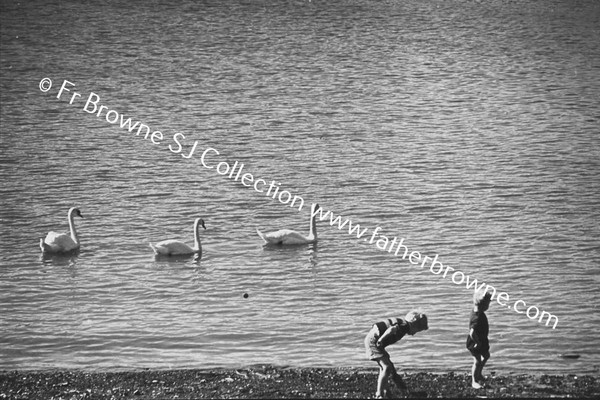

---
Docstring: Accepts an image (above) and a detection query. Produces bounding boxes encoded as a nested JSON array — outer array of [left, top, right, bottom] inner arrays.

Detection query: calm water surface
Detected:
[[1, 0, 599, 373]]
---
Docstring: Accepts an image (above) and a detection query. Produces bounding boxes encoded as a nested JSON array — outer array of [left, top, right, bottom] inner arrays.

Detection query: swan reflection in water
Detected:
[[39, 251, 79, 270], [152, 251, 203, 263]]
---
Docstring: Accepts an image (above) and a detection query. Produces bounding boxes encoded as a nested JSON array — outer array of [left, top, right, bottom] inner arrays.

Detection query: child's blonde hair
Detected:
[[405, 310, 428, 331], [474, 289, 492, 305]]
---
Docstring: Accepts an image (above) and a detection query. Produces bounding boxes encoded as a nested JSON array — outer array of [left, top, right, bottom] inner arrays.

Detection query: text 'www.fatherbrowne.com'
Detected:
[[39, 77, 559, 330], [308, 206, 559, 329]]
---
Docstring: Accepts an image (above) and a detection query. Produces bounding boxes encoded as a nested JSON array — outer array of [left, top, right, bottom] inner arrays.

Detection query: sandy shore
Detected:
[[1, 366, 598, 399]]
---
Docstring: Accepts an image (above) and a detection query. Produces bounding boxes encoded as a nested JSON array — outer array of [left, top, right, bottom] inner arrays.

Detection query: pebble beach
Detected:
[[1, 366, 598, 399]]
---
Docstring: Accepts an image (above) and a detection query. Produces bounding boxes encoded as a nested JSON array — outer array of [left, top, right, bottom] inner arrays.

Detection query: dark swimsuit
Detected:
[[376, 318, 409, 348], [466, 310, 489, 356]]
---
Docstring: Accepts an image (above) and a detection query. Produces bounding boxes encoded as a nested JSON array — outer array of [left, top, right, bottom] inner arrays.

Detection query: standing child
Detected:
[[364, 311, 428, 399], [466, 290, 492, 389]]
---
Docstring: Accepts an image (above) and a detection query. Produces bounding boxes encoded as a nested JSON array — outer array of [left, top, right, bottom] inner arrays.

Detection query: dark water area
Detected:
[[0, 0, 599, 373]]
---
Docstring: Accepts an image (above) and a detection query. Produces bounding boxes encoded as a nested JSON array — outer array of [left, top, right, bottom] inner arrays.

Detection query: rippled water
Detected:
[[1, 0, 599, 373]]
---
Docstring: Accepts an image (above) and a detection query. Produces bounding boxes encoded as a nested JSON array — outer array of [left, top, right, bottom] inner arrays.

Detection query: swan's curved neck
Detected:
[[308, 212, 317, 240], [68, 210, 79, 244], [194, 220, 202, 255]]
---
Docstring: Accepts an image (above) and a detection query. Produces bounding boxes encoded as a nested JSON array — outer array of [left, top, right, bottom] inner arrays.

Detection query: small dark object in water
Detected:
[[559, 354, 580, 359], [243, 293, 249, 299]]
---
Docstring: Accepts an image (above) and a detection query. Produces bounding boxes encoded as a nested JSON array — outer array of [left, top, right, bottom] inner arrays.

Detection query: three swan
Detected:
[[40, 203, 320, 255], [149, 218, 206, 256], [256, 203, 320, 245], [40, 207, 83, 253]]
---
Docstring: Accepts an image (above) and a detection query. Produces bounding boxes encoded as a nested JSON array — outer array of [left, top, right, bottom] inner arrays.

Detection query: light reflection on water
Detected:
[[0, 0, 599, 373]]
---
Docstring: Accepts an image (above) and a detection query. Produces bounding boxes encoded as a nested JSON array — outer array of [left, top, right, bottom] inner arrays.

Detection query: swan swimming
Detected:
[[39, 207, 83, 253], [149, 218, 206, 256], [256, 203, 319, 245]]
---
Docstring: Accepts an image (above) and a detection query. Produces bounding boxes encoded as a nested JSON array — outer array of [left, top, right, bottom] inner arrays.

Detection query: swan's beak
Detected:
[[200, 221, 206, 229]]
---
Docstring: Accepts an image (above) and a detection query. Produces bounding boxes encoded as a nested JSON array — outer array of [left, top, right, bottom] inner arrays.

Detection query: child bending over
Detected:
[[364, 311, 428, 399]]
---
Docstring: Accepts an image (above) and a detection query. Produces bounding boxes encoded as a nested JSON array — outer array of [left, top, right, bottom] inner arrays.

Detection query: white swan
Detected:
[[256, 203, 319, 245], [149, 218, 206, 256], [40, 207, 83, 253]]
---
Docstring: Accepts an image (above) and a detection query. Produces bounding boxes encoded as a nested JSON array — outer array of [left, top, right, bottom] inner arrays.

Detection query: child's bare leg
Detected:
[[390, 369, 408, 391], [477, 352, 490, 382], [471, 356, 483, 389], [381, 358, 407, 396], [376, 360, 390, 398], [376, 358, 395, 398]]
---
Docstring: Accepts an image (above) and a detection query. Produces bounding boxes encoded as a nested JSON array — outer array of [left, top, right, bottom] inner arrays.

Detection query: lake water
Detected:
[[1, 0, 599, 374]]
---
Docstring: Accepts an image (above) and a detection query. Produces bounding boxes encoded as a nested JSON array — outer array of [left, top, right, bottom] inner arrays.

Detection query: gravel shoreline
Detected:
[[1, 366, 598, 399]]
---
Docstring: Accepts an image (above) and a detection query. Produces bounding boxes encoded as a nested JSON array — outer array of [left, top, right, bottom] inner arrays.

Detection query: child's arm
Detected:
[[469, 328, 482, 349], [376, 326, 397, 347]]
